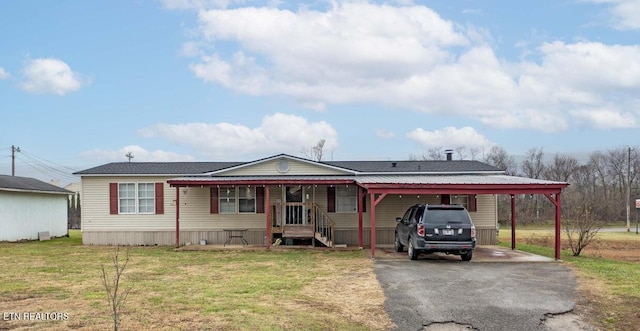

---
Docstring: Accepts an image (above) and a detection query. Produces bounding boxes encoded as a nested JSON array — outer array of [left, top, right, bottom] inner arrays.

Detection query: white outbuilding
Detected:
[[0, 174, 71, 241]]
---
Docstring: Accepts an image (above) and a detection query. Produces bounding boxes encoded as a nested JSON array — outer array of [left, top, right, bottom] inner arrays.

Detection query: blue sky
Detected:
[[1, 0, 639, 184]]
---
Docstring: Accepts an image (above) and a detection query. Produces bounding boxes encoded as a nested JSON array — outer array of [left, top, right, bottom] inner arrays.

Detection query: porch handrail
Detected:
[[310, 202, 335, 247]]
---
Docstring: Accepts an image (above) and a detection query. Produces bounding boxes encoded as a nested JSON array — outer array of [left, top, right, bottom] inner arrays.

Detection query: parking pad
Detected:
[[371, 245, 555, 262]]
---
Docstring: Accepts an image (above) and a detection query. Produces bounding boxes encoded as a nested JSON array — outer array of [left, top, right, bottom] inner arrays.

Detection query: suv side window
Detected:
[[401, 207, 415, 224], [414, 206, 425, 223]]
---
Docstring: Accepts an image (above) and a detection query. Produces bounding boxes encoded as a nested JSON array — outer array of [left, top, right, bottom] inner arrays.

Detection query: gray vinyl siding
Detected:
[[81, 177, 498, 246]]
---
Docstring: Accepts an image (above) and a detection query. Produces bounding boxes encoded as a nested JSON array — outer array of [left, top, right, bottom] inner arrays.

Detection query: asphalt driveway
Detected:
[[374, 257, 596, 331]]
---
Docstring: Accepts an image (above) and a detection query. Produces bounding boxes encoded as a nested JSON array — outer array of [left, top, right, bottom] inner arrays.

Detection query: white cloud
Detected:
[[138, 113, 338, 159], [569, 108, 637, 129], [0, 67, 9, 79], [586, 0, 640, 30], [81, 145, 195, 163], [406, 127, 494, 150], [174, 2, 640, 131], [20, 58, 88, 95]]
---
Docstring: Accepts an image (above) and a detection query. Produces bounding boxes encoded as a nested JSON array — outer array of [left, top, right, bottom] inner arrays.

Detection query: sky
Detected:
[[1, 0, 639, 185]]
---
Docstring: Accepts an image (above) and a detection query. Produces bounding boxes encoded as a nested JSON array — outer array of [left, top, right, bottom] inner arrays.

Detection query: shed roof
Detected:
[[0, 175, 72, 194]]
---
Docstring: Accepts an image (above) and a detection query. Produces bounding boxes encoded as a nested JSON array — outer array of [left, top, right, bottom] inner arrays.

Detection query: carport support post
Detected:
[[358, 187, 364, 248], [554, 193, 561, 260], [175, 186, 180, 248], [265, 186, 271, 248], [370, 193, 376, 259], [510, 194, 516, 250]]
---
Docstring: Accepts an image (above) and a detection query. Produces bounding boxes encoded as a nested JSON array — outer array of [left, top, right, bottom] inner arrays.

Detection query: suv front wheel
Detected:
[[408, 238, 419, 260]]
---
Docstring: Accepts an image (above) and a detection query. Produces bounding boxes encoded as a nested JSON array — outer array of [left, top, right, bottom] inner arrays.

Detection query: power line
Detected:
[[15, 154, 79, 181]]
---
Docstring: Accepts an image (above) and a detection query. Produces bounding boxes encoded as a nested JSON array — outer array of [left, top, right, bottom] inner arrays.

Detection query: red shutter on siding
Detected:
[[109, 183, 118, 214], [256, 187, 265, 213], [155, 183, 164, 214], [327, 186, 336, 213], [210, 187, 219, 214], [467, 194, 477, 212], [440, 194, 451, 205]]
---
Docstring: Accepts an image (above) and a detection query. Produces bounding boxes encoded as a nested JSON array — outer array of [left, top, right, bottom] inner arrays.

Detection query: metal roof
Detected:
[[353, 174, 565, 185], [0, 175, 72, 194]]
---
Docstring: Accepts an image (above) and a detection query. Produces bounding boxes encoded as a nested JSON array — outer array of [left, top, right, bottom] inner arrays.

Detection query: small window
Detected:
[[336, 186, 357, 212], [219, 187, 236, 214], [451, 195, 468, 209], [238, 187, 256, 213]]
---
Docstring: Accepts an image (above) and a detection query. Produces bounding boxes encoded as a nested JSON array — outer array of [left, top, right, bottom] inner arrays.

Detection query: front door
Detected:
[[285, 186, 305, 225]]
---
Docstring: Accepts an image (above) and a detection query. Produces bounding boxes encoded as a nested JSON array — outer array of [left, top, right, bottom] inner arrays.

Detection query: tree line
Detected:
[[413, 145, 640, 225]]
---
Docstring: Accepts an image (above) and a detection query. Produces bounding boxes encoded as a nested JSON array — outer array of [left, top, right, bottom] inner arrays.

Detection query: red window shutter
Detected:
[[210, 187, 219, 214], [327, 186, 336, 213], [109, 183, 118, 214], [256, 187, 265, 213], [155, 183, 164, 214], [467, 194, 477, 212], [440, 194, 450, 205]]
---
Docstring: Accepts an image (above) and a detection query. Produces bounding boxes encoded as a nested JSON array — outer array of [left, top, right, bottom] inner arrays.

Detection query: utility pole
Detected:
[[627, 146, 632, 232], [11, 145, 20, 176]]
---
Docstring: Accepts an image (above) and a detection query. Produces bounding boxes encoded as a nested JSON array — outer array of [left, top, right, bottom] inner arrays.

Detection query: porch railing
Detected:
[[271, 202, 335, 247]]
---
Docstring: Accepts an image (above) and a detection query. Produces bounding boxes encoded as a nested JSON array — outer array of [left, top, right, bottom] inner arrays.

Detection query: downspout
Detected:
[[175, 186, 180, 248]]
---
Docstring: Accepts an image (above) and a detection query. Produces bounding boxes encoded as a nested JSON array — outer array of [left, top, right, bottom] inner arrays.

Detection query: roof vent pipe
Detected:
[[445, 149, 453, 161], [391, 162, 397, 168]]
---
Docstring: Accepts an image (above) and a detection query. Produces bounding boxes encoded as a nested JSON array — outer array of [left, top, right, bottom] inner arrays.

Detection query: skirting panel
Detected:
[[82, 230, 266, 246]]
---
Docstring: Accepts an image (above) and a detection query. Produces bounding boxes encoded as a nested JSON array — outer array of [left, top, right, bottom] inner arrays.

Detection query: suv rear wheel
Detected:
[[394, 233, 404, 252], [461, 250, 473, 261], [408, 238, 419, 260]]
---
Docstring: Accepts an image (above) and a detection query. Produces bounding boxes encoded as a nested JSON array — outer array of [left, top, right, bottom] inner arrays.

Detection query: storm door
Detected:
[[285, 186, 305, 225]]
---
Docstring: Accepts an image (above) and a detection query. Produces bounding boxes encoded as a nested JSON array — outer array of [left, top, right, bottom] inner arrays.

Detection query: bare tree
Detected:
[[301, 139, 326, 161], [426, 147, 444, 160], [101, 246, 131, 331], [543, 154, 579, 182], [522, 147, 545, 179], [484, 146, 517, 175]]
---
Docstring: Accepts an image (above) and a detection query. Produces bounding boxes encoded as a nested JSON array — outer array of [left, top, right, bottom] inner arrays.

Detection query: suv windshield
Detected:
[[425, 208, 470, 225]]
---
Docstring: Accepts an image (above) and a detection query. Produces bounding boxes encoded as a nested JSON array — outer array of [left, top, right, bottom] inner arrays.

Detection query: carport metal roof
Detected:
[[168, 173, 569, 260]]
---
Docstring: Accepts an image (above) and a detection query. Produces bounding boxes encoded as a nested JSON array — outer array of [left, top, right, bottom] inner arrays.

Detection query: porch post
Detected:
[[175, 186, 180, 248], [358, 187, 363, 248], [265, 186, 271, 249], [510, 194, 516, 250]]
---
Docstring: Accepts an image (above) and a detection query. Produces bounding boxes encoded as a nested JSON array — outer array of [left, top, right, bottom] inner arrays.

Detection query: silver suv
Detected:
[[394, 204, 476, 261]]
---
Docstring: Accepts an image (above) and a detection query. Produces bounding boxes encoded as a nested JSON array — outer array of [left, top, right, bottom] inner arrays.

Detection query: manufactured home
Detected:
[[75, 154, 568, 257]]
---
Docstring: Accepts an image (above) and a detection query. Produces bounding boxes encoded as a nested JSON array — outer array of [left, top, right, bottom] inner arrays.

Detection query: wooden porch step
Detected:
[[283, 226, 314, 238]]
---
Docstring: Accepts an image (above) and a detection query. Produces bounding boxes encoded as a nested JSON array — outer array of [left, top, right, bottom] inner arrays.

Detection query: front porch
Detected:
[[269, 202, 336, 247]]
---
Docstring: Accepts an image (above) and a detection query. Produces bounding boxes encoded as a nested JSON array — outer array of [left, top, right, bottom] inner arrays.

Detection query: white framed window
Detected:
[[238, 187, 256, 213], [118, 183, 155, 214], [451, 195, 468, 209], [219, 187, 236, 214], [336, 186, 357, 213]]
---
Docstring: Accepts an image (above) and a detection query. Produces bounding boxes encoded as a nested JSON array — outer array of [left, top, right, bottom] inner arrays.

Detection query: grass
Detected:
[[498, 229, 640, 330], [0, 231, 392, 330]]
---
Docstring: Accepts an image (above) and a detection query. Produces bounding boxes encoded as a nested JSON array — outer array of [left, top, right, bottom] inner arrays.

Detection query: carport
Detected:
[[356, 174, 569, 260]]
